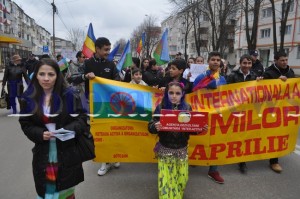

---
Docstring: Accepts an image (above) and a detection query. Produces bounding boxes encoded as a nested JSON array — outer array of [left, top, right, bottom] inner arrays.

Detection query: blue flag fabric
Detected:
[[116, 40, 132, 72], [108, 44, 120, 61], [141, 32, 146, 46], [160, 29, 170, 62]]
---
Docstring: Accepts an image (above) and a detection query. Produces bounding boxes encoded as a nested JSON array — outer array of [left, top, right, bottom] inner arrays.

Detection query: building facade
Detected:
[[161, 1, 300, 75], [235, 0, 300, 75], [0, 0, 51, 67]]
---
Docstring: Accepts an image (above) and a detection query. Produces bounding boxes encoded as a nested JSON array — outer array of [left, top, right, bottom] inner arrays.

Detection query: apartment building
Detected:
[[161, 3, 236, 62], [235, 0, 300, 75], [0, 0, 51, 67]]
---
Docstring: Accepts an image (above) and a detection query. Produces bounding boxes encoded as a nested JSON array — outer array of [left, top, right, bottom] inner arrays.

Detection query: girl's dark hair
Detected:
[[141, 58, 149, 70], [161, 81, 188, 110], [23, 58, 67, 119], [132, 57, 140, 68]]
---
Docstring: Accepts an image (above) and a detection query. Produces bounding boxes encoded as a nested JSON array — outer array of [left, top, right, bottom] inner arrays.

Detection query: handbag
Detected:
[[0, 88, 7, 109], [76, 126, 96, 162]]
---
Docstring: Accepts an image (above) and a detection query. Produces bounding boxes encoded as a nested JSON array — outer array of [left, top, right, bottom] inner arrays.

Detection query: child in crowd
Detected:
[[148, 81, 208, 199], [129, 67, 148, 86], [159, 59, 192, 93]]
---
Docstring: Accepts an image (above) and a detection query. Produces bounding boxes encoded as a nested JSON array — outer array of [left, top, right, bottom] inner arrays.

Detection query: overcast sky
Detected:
[[14, 0, 173, 46]]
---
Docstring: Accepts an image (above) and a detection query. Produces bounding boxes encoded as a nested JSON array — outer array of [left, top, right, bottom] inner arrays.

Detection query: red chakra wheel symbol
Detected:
[[110, 92, 136, 116]]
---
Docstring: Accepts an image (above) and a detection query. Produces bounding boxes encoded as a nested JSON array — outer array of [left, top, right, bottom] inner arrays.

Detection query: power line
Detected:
[[56, 12, 71, 35]]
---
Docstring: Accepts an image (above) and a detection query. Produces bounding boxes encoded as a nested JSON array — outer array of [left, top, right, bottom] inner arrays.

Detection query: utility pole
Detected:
[[51, 0, 57, 56]]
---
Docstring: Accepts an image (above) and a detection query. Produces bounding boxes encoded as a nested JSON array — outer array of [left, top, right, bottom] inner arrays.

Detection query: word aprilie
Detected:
[[190, 83, 300, 109], [189, 135, 289, 160]]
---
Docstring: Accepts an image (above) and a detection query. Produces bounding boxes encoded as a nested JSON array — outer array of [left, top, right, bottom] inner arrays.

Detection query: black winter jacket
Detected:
[[142, 69, 163, 87], [251, 59, 264, 77], [226, 69, 257, 84], [84, 56, 119, 92], [148, 104, 195, 149], [19, 88, 86, 197], [2, 63, 29, 85], [263, 64, 295, 79]]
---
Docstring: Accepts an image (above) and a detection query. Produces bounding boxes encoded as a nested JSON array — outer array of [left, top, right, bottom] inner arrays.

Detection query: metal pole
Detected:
[[51, 0, 56, 56]]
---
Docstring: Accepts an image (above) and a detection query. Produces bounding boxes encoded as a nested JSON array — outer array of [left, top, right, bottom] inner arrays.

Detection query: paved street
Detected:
[[0, 106, 300, 199]]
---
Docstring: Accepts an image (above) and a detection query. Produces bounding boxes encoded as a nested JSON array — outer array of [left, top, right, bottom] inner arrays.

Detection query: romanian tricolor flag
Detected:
[[82, 23, 96, 58], [136, 32, 145, 55], [57, 58, 69, 71], [153, 29, 170, 66]]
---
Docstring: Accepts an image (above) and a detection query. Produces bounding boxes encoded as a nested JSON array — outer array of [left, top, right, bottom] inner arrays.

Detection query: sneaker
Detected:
[[97, 163, 111, 176], [238, 162, 247, 173], [113, 162, 120, 168], [208, 171, 224, 184], [270, 163, 282, 173]]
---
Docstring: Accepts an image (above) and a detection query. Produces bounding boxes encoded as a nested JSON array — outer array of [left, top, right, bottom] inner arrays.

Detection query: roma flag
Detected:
[[82, 23, 96, 58], [116, 40, 132, 71], [136, 32, 145, 55], [57, 58, 69, 71], [153, 29, 170, 66], [90, 77, 163, 162]]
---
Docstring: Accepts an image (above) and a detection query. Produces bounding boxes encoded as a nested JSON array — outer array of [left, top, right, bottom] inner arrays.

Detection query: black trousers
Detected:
[[270, 158, 278, 165]]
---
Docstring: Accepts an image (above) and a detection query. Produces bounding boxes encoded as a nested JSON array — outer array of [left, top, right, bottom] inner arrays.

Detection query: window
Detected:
[[285, 25, 292, 35], [297, 46, 300, 59], [284, 48, 290, 57], [261, 28, 271, 38], [262, 8, 272, 18], [282, 0, 294, 13], [280, 25, 292, 35]]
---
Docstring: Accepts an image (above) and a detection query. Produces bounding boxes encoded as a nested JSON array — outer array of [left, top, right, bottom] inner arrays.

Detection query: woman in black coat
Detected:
[[19, 58, 86, 198]]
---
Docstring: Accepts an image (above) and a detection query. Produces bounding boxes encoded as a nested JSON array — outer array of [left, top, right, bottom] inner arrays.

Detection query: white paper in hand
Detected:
[[52, 128, 75, 141]]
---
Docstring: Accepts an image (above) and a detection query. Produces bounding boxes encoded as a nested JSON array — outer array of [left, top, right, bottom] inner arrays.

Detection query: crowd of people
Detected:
[[0, 36, 296, 198]]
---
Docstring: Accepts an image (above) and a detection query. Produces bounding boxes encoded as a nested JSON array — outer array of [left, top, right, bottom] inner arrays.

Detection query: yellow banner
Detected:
[[90, 77, 300, 165]]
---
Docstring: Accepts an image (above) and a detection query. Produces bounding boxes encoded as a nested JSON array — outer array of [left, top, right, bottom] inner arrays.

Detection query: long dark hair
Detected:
[[161, 81, 189, 110], [22, 58, 67, 119]]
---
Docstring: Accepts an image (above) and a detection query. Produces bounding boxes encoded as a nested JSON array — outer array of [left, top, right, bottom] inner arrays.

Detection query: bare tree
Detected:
[[270, 0, 294, 53], [243, 0, 264, 52], [169, 0, 205, 57], [203, 0, 241, 54], [67, 28, 85, 51], [113, 38, 127, 55], [130, 15, 161, 58]]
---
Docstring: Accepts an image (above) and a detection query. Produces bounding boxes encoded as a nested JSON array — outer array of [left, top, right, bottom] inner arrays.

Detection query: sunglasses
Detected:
[[168, 91, 182, 96]]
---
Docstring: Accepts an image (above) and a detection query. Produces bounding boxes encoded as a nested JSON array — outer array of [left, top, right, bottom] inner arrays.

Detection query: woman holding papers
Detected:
[[19, 58, 86, 199], [148, 81, 208, 199]]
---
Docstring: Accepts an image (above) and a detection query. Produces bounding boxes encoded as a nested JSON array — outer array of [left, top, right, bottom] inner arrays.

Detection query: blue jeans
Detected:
[[209, 165, 218, 172]]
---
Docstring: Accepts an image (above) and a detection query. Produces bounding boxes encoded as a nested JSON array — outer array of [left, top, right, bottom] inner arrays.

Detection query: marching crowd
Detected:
[[1, 36, 296, 199]]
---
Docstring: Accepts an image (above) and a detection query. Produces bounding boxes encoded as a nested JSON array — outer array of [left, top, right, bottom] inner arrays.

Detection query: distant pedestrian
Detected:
[[142, 59, 163, 88], [19, 58, 86, 198], [2, 54, 29, 114], [250, 50, 264, 76], [148, 81, 208, 199], [25, 53, 38, 77]]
